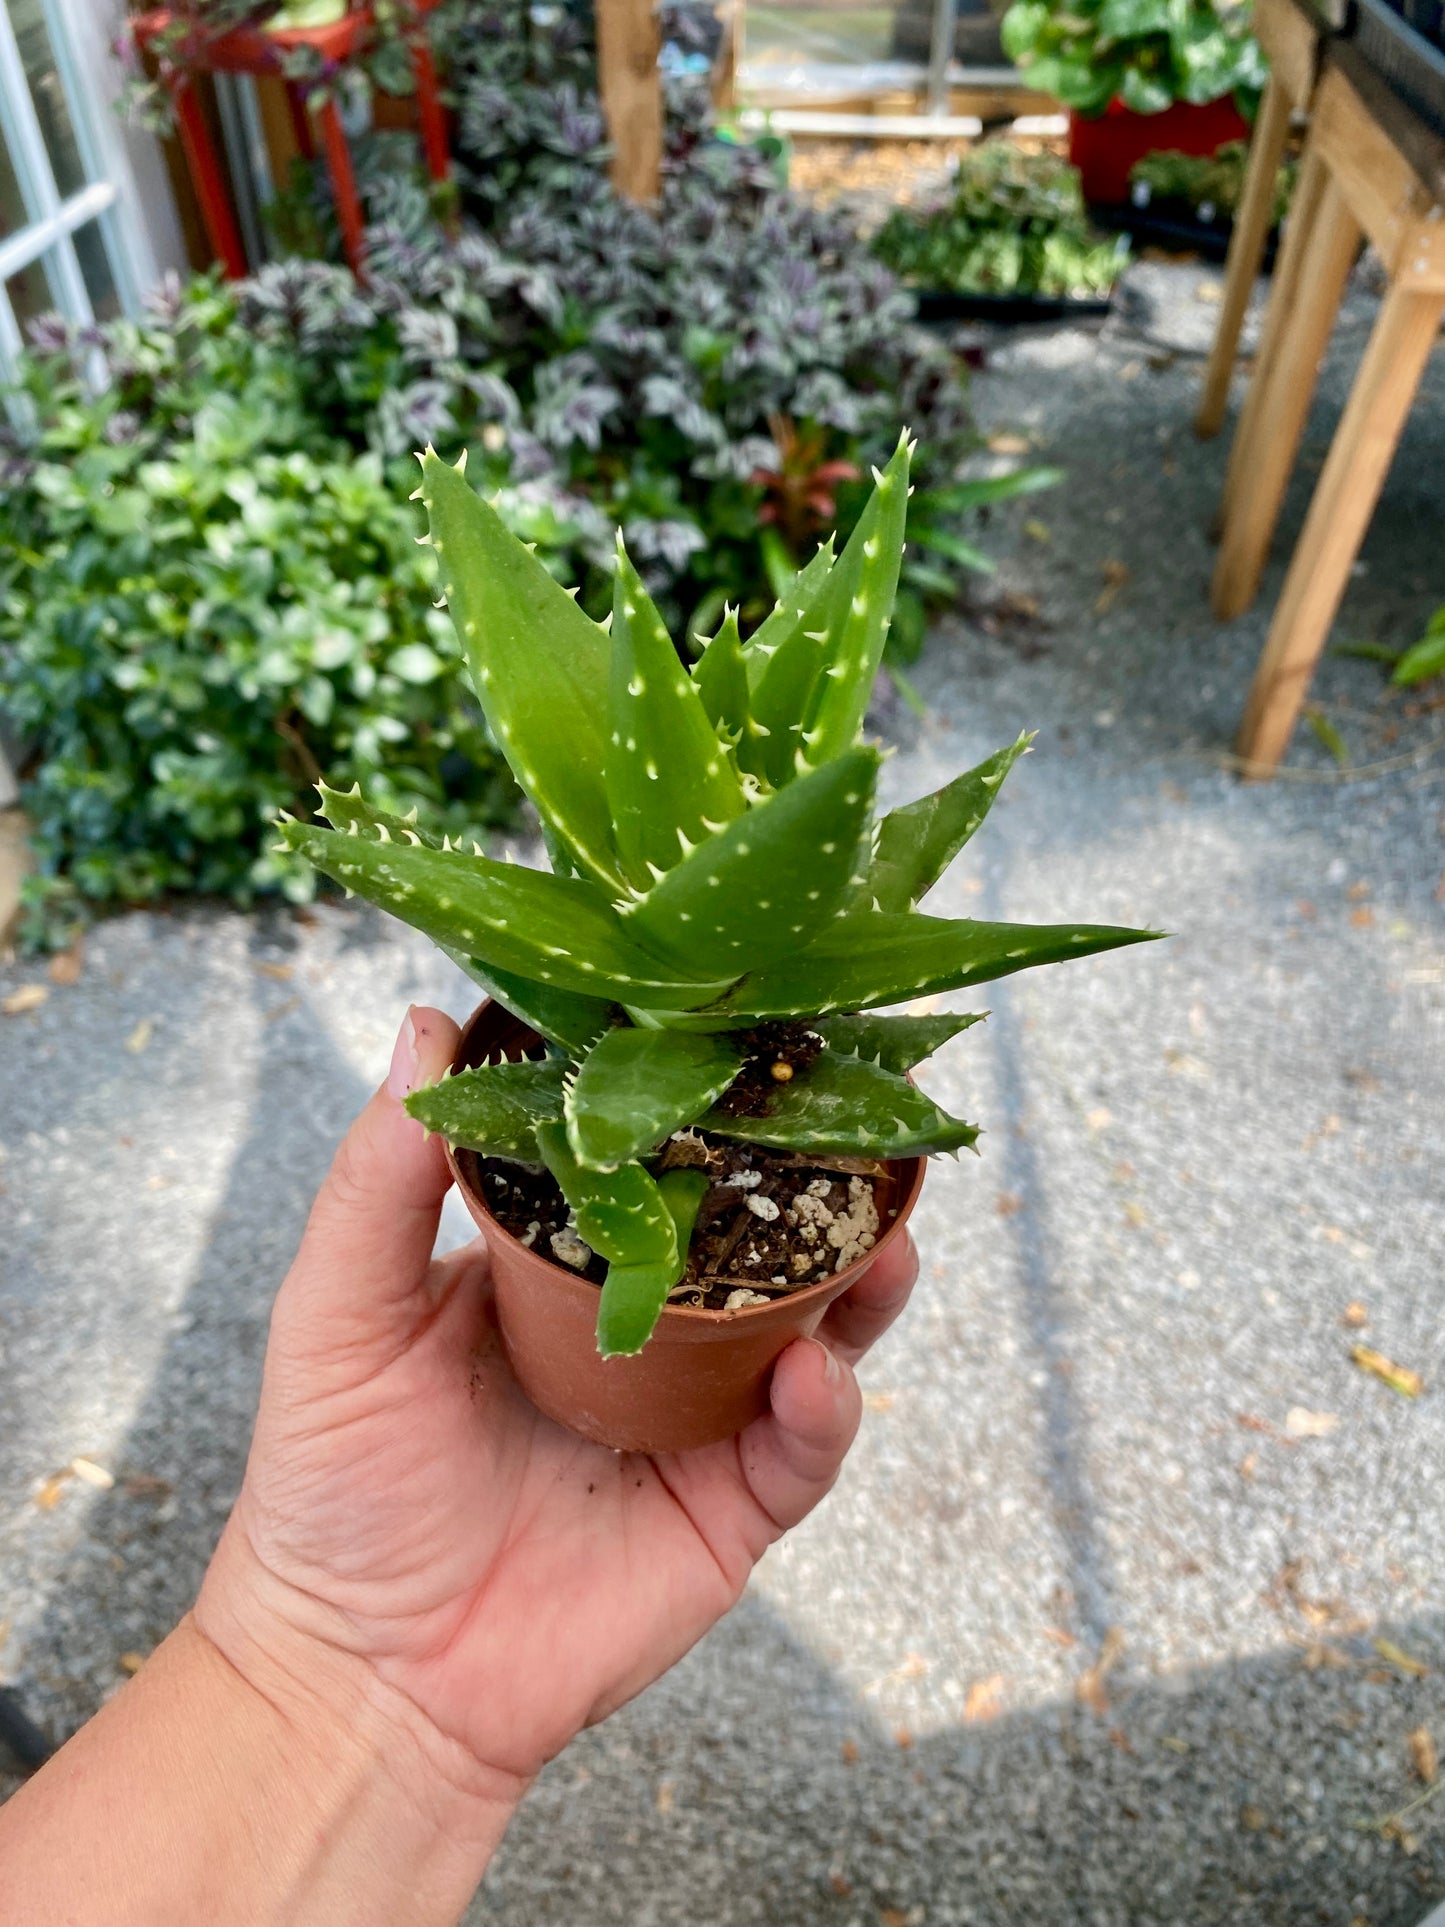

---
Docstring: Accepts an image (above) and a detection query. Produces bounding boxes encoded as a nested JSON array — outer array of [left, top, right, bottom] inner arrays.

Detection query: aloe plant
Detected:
[[280, 431, 1158, 1356]]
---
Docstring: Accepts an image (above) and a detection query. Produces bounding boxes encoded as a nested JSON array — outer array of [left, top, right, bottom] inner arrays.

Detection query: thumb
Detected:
[[278, 1004, 462, 1351]]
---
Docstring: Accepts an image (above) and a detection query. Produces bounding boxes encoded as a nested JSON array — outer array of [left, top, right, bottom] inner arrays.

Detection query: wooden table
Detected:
[[1202, 40, 1445, 774]]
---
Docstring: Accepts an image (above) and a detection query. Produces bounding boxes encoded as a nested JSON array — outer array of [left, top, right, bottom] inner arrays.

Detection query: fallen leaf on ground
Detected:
[[829, 1873, 852, 1897], [118, 1652, 146, 1676], [1409, 1726, 1438, 1784], [1196, 280, 1222, 303], [255, 961, 294, 981], [70, 1457, 115, 1489], [894, 1727, 913, 1750], [1351, 1346, 1423, 1398], [654, 1780, 674, 1815], [1076, 1627, 1125, 1715], [34, 1470, 72, 1510], [1094, 559, 1130, 616], [964, 1674, 1007, 1723], [881, 1910, 908, 1927], [1162, 1735, 1190, 1753], [1343, 1302, 1369, 1329], [47, 943, 83, 986], [1285, 1408, 1339, 1438], [125, 1018, 153, 1054], [1024, 518, 1050, 543], [995, 1191, 1023, 1217], [987, 432, 1031, 455], [1375, 1638, 1429, 1678], [1041, 1626, 1076, 1649], [1239, 1804, 1266, 1830], [2, 984, 48, 1016], [841, 1738, 860, 1765], [123, 1474, 173, 1499]]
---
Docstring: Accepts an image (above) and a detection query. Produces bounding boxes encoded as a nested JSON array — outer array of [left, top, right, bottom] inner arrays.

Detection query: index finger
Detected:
[[815, 1230, 919, 1368]]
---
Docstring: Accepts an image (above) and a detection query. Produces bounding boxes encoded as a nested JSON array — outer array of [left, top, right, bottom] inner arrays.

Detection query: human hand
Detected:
[[196, 1003, 917, 1817]]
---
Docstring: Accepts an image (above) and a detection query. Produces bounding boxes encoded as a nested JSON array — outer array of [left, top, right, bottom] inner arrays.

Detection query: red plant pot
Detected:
[[444, 1000, 927, 1455], [1068, 95, 1252, 206]]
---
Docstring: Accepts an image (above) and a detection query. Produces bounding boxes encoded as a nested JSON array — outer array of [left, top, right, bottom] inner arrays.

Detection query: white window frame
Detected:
[[0, 0, 185, 382]]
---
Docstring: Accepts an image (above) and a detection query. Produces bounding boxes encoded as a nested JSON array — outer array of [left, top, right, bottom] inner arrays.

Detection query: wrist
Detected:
[[193, 1525, 525, 1914]]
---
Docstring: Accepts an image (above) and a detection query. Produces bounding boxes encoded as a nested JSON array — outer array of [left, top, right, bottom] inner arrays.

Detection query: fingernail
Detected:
[[386, 1006, 420, 1101], [812, 1338, 841, 1385]]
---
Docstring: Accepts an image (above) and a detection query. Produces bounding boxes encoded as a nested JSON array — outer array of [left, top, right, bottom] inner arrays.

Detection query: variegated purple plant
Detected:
[[281, 434, 1156, 1355]]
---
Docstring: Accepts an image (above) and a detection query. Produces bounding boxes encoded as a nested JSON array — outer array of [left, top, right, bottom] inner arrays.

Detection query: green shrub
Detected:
[[0, 283, 515, 946], [1001, 0, 1266, 118], [873, 145, 1126, 299], [1129, 140, 1294, 222]]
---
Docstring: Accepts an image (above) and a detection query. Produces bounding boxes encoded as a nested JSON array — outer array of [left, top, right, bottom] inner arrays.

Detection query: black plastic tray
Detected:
[[912, 288, 1115, 323], [1346, 0, 1445, 136], [1089, 199, 1281, 270]]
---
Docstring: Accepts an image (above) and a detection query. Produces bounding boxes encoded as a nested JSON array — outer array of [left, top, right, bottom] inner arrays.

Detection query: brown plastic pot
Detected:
[[444, 999, 926, 1455]]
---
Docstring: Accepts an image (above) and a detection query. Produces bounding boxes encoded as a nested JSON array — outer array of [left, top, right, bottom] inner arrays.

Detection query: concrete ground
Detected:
[[1, 262, 1443, 1924]]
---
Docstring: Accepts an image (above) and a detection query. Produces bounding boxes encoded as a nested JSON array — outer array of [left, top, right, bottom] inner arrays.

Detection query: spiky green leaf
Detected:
[[277, 819, 734, 1009], [718, 910, 1163, 1018], [622, 748, 880, 976], [596, 1169, 709, 1357], [691, 607, 748, 743], [811, 1010, 985, 1073], [793, 431, 911, 770], [565, 1026, 744, 1171], [418, 448, 622, 891], [701, 1049, 978, 1157], [742, 538, 837, 687], [868, 734, 1032, 912], [404, 1059, 565, 1159], [536, 1121, 678, 1267], [606, 540, 745, 889]]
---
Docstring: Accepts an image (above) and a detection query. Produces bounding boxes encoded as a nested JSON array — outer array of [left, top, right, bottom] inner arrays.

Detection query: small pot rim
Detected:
[[442, 998, 926, 1332]]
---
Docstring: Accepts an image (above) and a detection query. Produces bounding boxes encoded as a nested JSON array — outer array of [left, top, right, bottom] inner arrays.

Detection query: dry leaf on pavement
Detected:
[[119, 1652, 146, 1676], [2, 984, 48, 1016], [255, 961, 294, 981], [963, 1675, 1007, 1723], [987, 432, 1031, 455], [1351, 1346, 1423, 1398], [1409, 1727, 1439, 1784], [1094, 560, 1130, 615], [1375, 1638, 1429, 1678], [1076, 1627, 1126, 1715], [125, 1017, 154, 1054], [1285, 1408, 1339, 1438], [70, 1457, 115, 1489], [1342, 1302, 1369, 1328], [47, 942, 83, 986]]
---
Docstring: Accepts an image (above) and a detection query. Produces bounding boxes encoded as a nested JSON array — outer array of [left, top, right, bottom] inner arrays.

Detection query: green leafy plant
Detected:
[[1000, 0, 1267, 117], [0, 283, 515, 946], [1392, 604, 1445, 688], [1129, 140, 1294, 222], [873, 145, 1127, 300], [282, 434, 1158, 1356]]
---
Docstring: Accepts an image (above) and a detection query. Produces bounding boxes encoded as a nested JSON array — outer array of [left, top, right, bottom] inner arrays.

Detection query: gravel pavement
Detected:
[[2, 262, 1443, 1925]]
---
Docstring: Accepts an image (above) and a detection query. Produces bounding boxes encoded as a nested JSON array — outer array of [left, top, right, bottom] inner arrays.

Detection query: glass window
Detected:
[[0, 122, 28, 239], [72, 217, 120, 321], [9, 0, 86, 201], [5, 245, 58, 338]]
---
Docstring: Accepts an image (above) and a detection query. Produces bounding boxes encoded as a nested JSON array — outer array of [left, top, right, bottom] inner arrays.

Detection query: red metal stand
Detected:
[[133, 2, 452, 283]]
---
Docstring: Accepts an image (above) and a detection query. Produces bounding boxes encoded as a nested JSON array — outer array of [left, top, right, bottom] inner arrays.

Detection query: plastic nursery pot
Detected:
[[444, 1000, 927, 1456], [1067, 96, 1251, 206]]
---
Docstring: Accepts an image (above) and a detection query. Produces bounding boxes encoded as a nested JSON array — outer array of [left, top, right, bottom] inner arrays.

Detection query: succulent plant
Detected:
[[279, 431, 1157, 1355]]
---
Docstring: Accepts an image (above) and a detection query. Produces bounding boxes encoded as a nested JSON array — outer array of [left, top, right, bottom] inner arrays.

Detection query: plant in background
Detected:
[[1129, 140, 1294, 222], [0, 282, 514, 946], [873, 145, 1128, 301], [1390, 603, 1445, 688], [1001, 0, 1266, 117], [281, 435, 1156, 1356]]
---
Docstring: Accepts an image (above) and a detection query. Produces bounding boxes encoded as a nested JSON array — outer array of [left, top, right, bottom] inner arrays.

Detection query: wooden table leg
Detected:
[[1196, 74, 1294, 440], [1214, 134, 1328, 538], [314, 94, 368, 282], [1235, 281, 1445, 775], [1211, 164, 1361, 621]]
